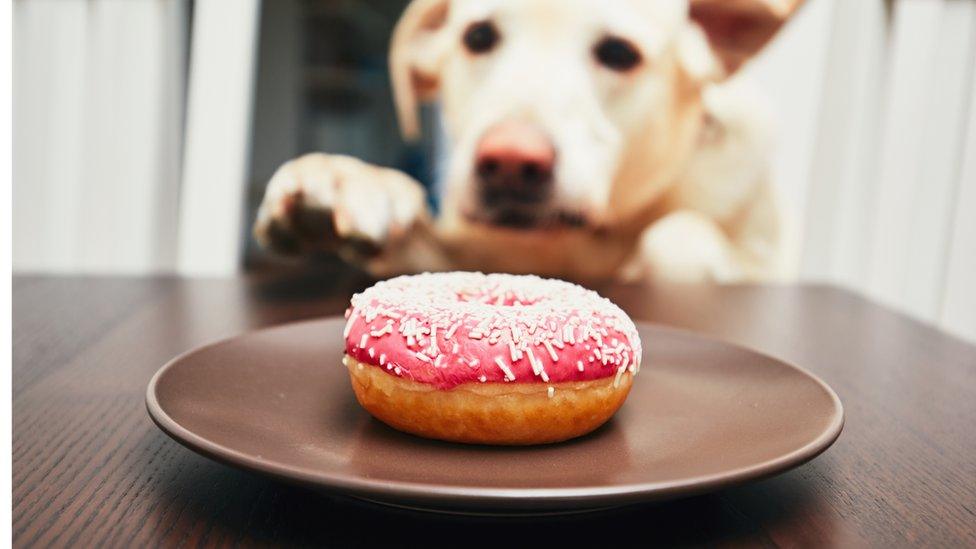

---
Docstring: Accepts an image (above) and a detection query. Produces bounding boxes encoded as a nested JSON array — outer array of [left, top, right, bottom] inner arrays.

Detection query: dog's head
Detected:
[[391, 0, 800, 231]]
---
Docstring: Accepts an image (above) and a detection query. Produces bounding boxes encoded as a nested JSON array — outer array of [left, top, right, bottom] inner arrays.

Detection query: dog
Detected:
[[254, 0, 802, 284]]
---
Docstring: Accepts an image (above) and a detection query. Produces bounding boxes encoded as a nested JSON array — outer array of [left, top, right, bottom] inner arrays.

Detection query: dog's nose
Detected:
[[474, 121, 555, 200]]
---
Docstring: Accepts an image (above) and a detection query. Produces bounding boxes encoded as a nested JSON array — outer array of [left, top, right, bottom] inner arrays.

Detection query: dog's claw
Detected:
[[264, 218, 303, 256]]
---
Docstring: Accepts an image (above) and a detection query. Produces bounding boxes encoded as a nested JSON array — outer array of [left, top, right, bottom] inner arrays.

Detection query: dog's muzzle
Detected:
[[472, 120, 556, 227]]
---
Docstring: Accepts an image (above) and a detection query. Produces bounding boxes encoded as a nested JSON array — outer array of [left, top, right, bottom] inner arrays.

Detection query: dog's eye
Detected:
[[594, 37, 642, 71], [463, 21, 499, 54]]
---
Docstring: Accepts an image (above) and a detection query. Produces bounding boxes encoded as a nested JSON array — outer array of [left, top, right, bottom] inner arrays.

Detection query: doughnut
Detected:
[[341, 272, 642, 445]]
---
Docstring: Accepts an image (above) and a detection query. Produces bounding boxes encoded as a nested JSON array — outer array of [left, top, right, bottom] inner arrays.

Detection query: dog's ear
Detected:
[[689, 0, 804, 76], [390, 0, 451, 141]]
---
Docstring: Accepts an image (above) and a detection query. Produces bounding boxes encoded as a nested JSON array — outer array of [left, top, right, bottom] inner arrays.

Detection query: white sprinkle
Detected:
[[547, 386, 555, 398], [368, 348, 375, 359], [445, 321, 461, 340], [508, 341, 520, 362], [577, 360, 584, 372], [467, 358, 480, 368], [415, 352, 432, 363], [494, 356, 516, 381], [479, 375, 487, 382], [379, 354, 386, 366], [526, 348, 541, 375], [614, 364, 627, 388], [543, 340, 559, 362], [359, 334, 368, 349], [526, 349, 550, 382], [434, 354, 444, 368], [469, 331, 483, 339], [394, 366, 402, 375], [341, 356, 350, 367], [452, 342, 460, 354], [343, 315, 357, 338]]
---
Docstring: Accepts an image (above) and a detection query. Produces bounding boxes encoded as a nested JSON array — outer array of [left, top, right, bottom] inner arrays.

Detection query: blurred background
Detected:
[[11, 0, 976, 342]]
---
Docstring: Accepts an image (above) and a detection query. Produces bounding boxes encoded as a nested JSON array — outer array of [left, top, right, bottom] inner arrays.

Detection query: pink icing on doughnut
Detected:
[[342, 272, 642, 390]]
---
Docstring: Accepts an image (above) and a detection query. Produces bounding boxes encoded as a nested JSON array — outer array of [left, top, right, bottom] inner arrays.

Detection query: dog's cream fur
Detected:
[[254, 0, 802, 284]]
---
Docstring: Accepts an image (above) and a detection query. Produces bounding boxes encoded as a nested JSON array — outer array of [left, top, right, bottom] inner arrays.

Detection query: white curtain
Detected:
[[13, 0, 187, 273], [789, 0, 976, 342]]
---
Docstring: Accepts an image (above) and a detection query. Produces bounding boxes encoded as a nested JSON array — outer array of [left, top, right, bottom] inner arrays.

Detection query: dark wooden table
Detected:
[[12, 265, 976, 547]]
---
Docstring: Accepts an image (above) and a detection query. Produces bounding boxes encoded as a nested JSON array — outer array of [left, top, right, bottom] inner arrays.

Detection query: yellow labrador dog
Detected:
[[254, 0, 802, 283]]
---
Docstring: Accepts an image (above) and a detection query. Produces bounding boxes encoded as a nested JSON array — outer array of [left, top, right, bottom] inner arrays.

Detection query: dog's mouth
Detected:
[[464, 206, 589, 230]]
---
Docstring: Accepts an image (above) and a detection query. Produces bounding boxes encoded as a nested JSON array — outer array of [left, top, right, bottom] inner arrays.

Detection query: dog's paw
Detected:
[[633, 210, 741, 284], [254, 153, 427, 258]]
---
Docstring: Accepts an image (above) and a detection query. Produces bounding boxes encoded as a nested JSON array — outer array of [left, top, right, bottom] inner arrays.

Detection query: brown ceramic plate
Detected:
[[146, 318, 843, 514]]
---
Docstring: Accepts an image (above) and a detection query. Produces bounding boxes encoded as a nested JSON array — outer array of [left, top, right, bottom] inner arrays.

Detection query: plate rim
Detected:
[[146, 318, 844, 508]]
